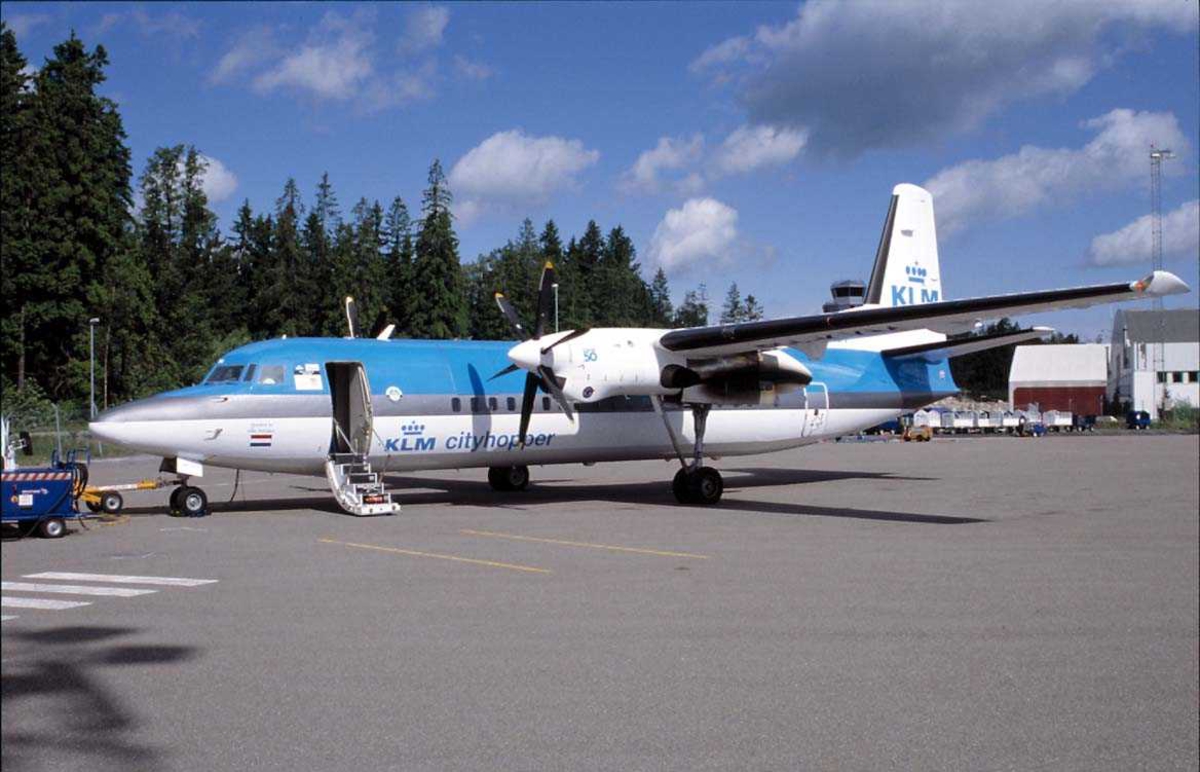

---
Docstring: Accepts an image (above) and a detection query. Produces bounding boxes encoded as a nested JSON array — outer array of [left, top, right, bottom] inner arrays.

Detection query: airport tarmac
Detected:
[[2, 434, 1197, 771]]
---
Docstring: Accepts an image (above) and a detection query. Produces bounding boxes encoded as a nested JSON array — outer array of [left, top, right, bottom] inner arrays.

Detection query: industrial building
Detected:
[[1008, 344, 1109, 416], [1107, 308, 1200, 419]]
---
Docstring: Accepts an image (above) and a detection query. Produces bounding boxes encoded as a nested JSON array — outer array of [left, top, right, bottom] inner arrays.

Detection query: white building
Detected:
[[1108, 309, 1200, 419]]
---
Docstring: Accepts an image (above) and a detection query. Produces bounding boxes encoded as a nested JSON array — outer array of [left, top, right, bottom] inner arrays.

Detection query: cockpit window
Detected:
[[206, 365, 244, 384], [257, 365, 285, 385], [243, 364, 257, 382]]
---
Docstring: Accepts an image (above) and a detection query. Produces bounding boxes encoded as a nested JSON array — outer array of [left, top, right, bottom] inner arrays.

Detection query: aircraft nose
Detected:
[[88, 398, 170, 446]]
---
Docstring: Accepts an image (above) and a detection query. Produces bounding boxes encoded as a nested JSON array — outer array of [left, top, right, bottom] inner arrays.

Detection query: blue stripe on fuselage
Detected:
[[157, 337, 958, 404]]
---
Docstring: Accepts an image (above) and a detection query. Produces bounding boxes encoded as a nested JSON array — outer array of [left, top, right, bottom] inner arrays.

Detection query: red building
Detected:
[[1008, 344, 1108, 415]]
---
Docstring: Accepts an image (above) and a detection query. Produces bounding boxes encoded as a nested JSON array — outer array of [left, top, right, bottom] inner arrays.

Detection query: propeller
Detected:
[[491, 262, 584, 447]]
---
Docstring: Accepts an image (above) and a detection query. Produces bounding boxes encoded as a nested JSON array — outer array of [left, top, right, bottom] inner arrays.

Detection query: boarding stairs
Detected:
[[324, 451, 400, 516]]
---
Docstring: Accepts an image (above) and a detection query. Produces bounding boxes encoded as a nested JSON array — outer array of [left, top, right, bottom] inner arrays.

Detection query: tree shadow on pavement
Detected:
[[1, 625, 198, 772]]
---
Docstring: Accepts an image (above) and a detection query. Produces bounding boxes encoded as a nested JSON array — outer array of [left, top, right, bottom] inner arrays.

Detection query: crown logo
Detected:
[[401, 421, 425, 436]]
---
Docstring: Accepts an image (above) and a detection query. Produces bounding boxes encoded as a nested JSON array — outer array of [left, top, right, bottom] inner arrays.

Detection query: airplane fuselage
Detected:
[[91, 335, 957, 476]]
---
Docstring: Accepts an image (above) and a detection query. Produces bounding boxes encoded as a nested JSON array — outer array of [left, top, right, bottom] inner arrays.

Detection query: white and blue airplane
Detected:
[[89, 184, 1189, 515]]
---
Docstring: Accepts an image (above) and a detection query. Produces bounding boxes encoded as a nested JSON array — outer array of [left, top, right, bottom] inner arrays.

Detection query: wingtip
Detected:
[[1133, 270, 1190, 297]]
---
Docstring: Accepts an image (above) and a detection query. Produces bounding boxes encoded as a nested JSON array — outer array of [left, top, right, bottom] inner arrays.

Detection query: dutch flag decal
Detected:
[[249, 433, 273, 448]]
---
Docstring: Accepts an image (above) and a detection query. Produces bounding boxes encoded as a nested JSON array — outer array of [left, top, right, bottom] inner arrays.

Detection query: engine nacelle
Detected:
[[552, 329, 683, 403], [660, 349, 812, 389]]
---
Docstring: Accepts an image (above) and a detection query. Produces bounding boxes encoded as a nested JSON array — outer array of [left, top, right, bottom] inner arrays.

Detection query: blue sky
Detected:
[[4, 1, 1198, 339]]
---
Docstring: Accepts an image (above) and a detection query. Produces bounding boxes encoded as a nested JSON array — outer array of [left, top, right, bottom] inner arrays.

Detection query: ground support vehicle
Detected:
[[1, 460, 84, 538]]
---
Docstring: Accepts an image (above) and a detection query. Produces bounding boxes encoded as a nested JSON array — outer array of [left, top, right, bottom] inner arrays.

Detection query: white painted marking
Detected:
[[1, 582, 158, 598], [1, 614, 17, 621], [2, 597, 92, 610], [24, 572, 218, 587]]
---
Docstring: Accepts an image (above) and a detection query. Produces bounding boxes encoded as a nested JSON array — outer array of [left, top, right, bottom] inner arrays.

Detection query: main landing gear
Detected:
[[488, 465, 530, 492], [652, 399, 724, 505]]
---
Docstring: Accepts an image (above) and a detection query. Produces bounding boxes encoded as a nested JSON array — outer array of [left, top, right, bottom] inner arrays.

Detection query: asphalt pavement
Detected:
[[2, 434, 1197, 771]]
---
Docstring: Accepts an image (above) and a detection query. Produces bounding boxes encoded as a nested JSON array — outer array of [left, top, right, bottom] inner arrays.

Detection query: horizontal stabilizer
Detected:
[[883, 327, 1053, 362]]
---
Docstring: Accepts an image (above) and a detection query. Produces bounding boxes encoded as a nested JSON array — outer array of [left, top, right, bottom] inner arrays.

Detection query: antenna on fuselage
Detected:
[[344, 296, 359, 339]]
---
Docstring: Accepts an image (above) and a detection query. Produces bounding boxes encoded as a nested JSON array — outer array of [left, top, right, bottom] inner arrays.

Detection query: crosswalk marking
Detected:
[[24, 572, 218, 587], [1, 581, 158, 598], [1, 614, 17, 621], [2, 597, 92, 610]]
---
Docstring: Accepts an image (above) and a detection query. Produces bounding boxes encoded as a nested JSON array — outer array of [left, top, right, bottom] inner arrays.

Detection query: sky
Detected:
[[4, 0, 1199, 340]]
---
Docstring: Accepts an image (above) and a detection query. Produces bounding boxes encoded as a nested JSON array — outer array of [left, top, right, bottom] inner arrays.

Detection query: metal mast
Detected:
[[1149, 146, 1174, 413]]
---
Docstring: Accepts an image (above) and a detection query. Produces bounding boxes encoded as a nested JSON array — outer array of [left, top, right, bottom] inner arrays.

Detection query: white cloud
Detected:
[[92, 8, 202, 41], [209, 26, 281, 85], [622, 135, 704, 193], [454, 54, 493, 80], [711, 124, 806, 176], [399, 5, 449, 55], [198, 155, 238, 203], [693, 0, 1197, 157], [449, 130, 600, 219], [924, 109, 1190, 235], [253, 12, 374, 100], [1088, 200, 1200, 266], [362, 61, 437, 112], [648, 198, 739, 271], [5, 13, 51, 38]]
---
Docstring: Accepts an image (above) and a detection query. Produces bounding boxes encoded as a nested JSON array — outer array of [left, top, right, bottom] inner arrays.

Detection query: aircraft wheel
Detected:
[[179, 486, 208, 517], [39, 517, 66, 539], [672, 468, 694, 504], [488, 465, 529, 492], [101, 491, 124, 515], [169, 486, 184, 514], [689, 466, 723, 505]]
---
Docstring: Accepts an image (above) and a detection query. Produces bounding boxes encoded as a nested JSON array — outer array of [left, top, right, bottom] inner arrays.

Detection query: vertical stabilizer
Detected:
[[864, 183, 943, 307]]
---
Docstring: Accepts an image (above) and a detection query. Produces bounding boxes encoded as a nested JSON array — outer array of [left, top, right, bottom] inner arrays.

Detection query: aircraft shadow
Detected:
[[376, 467, 985, 525], [0, 625, 198, 772]]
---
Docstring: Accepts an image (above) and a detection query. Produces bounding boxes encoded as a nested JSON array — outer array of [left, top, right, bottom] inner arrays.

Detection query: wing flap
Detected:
[[882, 327, 1053, 362]]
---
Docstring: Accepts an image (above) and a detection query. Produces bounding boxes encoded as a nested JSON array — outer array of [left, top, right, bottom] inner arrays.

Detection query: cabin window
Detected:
[[542, 397, 551, 411], [470, 397, 481, 413], [243, 364, 257, 382], [1171, 372, 1184, 383], [506, 397, 516, 411], [206, 365, 244, 383], [452, 397, 461, 412], [488, 397, 498, 411], [257, 365, 285, 385]]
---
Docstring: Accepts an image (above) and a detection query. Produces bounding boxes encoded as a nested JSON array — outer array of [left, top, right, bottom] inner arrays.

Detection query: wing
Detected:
[[657, 270, 1188, 358]]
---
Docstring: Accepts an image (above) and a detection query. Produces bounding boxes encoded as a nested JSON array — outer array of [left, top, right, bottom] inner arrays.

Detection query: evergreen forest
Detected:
[[0, 26, 724, 417]]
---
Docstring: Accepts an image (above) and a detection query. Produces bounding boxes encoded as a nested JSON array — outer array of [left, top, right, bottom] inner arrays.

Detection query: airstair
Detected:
[[324, 451, 400, 516]]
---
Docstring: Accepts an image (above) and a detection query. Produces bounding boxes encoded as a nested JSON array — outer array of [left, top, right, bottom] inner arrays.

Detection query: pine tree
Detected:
[[674, 284, 709, 327], [720, 282, 744, 324], [6, 32, 133, 399], [264, 178, 306, 336], [409, 160, 466, 339], [743, 294, 765, 322], [648, 269, 673, 327], [383, 196, 414, 333], [0, 23, 33, 389]]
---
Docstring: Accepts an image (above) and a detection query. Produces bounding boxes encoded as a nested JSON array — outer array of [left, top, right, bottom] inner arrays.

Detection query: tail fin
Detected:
[[864, 183, 943, 307]]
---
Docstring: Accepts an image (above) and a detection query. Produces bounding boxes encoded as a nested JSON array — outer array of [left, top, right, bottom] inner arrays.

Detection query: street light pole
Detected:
[[88, 317, 100, 419], [552, 283, 559, 332]]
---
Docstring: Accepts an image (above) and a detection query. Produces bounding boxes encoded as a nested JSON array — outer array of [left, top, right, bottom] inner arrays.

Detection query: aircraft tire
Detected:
[[671, 468, 694, 504], [689, 467, 723, 505], [488, 465, 530, 492], [179, 486, 208, 517], [169, 486, 184, 514]]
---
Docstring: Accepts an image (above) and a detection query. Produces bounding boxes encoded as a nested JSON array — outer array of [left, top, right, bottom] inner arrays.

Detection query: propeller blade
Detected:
[[537, 365, 574, 421], [534, 262, 556, 339], [518, 372, 539, 448], [540, 327, 590, 355], [344, 296, 359, 338], [488, 363, 521, 381], [494, 292, 529, 340]]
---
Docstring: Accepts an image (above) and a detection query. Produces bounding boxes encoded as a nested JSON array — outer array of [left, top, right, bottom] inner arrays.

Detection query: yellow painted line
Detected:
[[318, 538, 550, 574], [459, 529, 709, 560]]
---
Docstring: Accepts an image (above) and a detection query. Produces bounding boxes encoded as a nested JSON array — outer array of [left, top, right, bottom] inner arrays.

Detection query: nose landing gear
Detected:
[[488, 465, 530, 492], [169, 483, 209, 517]]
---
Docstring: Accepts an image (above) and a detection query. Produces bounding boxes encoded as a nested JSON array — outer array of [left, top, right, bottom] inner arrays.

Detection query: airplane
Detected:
[[88, 183, 1189, 516]]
